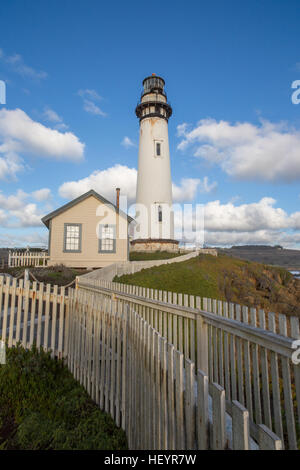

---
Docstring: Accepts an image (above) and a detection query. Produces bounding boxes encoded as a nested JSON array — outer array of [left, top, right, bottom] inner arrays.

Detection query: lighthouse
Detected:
[[131, 74, 179, 252]]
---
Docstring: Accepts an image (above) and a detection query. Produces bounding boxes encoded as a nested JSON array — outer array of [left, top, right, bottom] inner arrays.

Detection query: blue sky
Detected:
[[1, 0, 300, 247]]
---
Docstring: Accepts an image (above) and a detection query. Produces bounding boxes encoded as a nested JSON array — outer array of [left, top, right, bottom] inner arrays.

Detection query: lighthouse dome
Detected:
[[142, 75, 165, 96]]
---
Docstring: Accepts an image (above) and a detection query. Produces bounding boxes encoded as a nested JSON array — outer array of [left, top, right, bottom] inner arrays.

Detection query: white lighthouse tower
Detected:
[[131, 74, 178, 252]]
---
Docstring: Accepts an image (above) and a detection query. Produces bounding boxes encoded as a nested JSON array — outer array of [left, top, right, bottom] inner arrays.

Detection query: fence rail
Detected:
[[0, 274, 298, 450], [8, 251, 49, 267], [77, 276, 300, 450]]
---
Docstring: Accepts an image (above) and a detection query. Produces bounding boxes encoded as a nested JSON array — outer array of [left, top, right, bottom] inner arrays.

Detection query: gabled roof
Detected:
[[41, 189, 134, 229]]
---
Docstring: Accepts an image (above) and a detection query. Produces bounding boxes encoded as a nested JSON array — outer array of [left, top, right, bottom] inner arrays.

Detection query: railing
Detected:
[[1, 274, 298, 450], [8, 251, 49, 267], [77, 277, 300, 450]]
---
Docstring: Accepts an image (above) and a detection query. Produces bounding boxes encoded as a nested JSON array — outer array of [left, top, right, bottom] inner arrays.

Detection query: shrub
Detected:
[[0, 345, 127, 450]]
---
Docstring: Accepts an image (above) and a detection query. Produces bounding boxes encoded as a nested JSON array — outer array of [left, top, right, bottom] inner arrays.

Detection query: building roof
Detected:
[[41, 189, 134, 229]]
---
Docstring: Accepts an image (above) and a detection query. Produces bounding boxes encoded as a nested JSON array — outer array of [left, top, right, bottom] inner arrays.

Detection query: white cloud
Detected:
[[0, 209, 7, 225], [1, 49, 47, 80], [199, 176, 217, 193], [121, 136, 136, 148], [172, 178, 200, 202], [172, 177, 217, 202], [173, 196, 300, 248], [43, 107, 69, 131], [0, 108, 85, 179], [78, 89, 102, 101], [43, 108, 62, 122], [177, 118, 300, 182], [77, 89, 106, 117], [10, 203, 44, 228], [32, 188, 51, 202], [203, 230, 283, 247], [0, 152, 24, 180], [0, 188, 52, 228], [59, 164, 205, 205], [0, 189, 27, 210], [202, 229, 300, 249], [0, 231, 48, 248], [203, 197, 290, 232], [83, 100, 106, 116], [59, 164, 137, 204]]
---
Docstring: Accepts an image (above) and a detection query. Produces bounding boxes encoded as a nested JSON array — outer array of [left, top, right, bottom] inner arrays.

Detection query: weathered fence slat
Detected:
[[290, 316, 300, 427], [232, 400, 250, 450], [278, 314, 297, 449], [2, 276, 10, 342], [259, 309, 272, 429], [197, 370, 209, 449], [258, 424, 282, 450], [8, 278, 17, 347], [212, 382, 226, 450], [15, 279, 23, 343], [268, 311, 284, 443], [175, 350, 185, 449]]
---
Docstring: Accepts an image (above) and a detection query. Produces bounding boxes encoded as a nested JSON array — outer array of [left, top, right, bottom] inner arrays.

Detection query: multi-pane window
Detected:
[[64, 224, 81, 252], [99, 224, 116, 253]]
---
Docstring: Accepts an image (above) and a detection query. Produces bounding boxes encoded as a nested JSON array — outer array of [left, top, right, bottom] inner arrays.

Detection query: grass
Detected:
[[129, 250, 183, 261], [114, 253, 300, 316], [0, 345, 127, 450], [116, 253, 225, 298]]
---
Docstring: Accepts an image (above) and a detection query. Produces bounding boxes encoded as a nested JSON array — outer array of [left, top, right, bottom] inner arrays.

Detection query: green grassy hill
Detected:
[[115, 253, 300, 317], [129, 250, 183, 261]]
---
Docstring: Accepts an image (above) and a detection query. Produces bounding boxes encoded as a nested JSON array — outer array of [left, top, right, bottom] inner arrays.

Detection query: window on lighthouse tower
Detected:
[[158, 205, 163, 222], [156, 142, 161, 156]]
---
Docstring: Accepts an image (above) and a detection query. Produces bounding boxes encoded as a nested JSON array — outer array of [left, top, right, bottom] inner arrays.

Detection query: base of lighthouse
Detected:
[[130, 238, 179, 253]]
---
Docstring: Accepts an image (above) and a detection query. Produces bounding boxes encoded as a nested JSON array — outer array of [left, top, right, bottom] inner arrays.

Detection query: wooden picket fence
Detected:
[[8, 251, 49, 267], [66, 286, 284, 450], [0, 274, 298, 450], [77, 276, 300, 450], [0, 276, 67, 356]]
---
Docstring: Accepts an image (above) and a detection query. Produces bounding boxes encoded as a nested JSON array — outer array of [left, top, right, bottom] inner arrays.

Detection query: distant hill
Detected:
[[114, 253, 300, 317], [218, 245, 300, 270]]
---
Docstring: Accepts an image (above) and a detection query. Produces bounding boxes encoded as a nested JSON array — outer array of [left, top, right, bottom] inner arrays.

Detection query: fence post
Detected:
[[212, 382, 226, 450], [196, 313, 208, 375], [232, 400, 250, 450], [197, 370, 209, 449], [24, 269, 29, 283], [258, 424, 282, 450]]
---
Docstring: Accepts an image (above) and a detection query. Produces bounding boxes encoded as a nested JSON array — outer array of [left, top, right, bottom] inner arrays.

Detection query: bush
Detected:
[[0, 345, 127, 450]]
